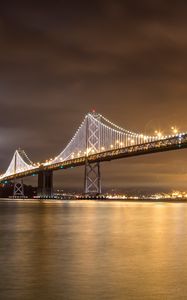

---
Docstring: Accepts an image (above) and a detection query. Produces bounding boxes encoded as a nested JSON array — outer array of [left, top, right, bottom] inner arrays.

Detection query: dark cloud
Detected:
[[0, 0, 187, 191]]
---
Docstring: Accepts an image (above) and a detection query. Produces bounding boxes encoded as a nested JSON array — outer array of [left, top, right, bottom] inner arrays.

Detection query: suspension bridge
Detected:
[[0, 112, 187, 197]]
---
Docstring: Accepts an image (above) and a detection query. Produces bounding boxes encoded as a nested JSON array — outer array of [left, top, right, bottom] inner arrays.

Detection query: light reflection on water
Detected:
[[0, 199, 187, 300]]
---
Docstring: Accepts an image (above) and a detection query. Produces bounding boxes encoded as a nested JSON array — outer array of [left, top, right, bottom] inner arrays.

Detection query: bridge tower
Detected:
[[84, 112, 101, 195], [37, 170, 53, 198], [13, 180, 24, 198], [13, 150, 25, 198]]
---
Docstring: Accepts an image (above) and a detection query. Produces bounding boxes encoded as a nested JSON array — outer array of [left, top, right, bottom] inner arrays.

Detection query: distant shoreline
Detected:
[[0, 198, 187, 203]]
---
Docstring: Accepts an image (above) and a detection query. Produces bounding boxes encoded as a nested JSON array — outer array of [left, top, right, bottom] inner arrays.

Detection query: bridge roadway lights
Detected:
[[84, 161, 101, 195], [38, 170, 53, 198]]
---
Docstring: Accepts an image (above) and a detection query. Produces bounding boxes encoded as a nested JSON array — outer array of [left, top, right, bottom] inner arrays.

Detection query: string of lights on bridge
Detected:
[[0, 112, 185, 179]]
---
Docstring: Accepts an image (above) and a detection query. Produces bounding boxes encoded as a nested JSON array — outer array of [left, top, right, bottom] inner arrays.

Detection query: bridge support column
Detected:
[[84, 161, 101, 195], [37, 170, 53, 198], [13, 179, 24, 198]]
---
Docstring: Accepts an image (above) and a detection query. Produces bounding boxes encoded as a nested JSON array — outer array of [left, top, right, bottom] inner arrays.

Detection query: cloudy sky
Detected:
[[1, 0, 187, 192]]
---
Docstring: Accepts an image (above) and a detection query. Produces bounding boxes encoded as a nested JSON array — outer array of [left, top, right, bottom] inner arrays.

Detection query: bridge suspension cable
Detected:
[[0, 149, 36, 179], [0, 112, 184, 180], [48, 112, 170, 165]]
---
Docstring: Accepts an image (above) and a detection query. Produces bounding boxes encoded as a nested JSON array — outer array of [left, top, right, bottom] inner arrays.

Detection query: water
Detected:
[[0, 199, 187, 300]]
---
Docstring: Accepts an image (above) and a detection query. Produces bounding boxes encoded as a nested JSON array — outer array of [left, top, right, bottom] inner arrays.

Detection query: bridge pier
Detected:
[[37, 170, 53, 198], [84, 161, 101, 195], [13, 179, 24, 198]]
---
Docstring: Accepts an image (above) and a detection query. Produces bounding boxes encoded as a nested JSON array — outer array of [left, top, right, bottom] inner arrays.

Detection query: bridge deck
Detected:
[[1, 134, 187, 183]]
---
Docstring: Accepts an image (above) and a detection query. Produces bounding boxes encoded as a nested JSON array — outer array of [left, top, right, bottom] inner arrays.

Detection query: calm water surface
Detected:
[[0, 199, 187, 300]]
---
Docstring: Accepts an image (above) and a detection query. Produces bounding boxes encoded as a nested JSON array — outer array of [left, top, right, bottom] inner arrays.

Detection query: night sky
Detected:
[[1, 0, 187, 192]]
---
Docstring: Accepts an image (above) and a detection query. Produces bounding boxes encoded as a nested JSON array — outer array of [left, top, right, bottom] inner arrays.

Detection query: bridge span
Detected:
[[0, 112, 186, 197]]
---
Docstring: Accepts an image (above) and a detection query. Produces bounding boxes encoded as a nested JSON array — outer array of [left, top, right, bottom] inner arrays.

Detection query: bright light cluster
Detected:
[[105, 191, 187, 200]]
